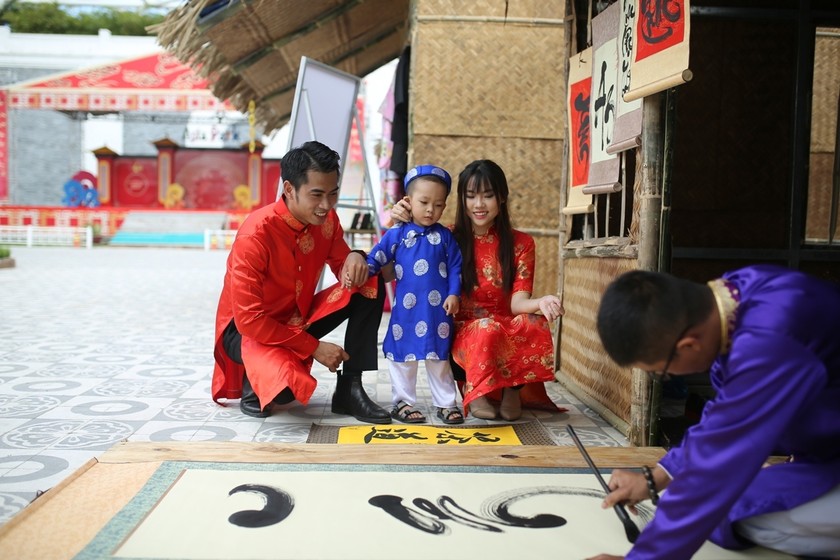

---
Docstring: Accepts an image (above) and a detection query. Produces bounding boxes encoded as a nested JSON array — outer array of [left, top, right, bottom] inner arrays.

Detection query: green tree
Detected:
[[0, 1, 164, 36]]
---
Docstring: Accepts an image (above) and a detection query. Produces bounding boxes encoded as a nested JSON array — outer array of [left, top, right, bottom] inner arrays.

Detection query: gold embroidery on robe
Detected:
[[707, 278, 740, 355], [298, 232, 315, 254]]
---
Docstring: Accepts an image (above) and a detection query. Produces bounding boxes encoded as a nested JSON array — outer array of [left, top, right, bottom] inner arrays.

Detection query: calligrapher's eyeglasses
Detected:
[[647, 325, 691, 382]]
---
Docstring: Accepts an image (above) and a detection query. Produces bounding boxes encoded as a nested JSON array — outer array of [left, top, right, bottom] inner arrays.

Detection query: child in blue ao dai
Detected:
[[366, 165, 464, 424]]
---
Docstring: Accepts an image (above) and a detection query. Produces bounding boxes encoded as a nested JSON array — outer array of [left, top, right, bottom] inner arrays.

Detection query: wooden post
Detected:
[[629, 91, 665, 447], [637, 92, 664, 271], [554, 0, 576, 374]]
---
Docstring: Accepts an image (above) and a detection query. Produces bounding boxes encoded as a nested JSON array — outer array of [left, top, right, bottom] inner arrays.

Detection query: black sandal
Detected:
[[437, 407, 464, 425], [390, 400, 426, 423]]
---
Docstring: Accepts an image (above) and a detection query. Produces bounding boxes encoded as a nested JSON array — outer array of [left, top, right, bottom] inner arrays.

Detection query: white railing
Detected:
[[204, 229, 237, 251], [0, 225, 93, 249]]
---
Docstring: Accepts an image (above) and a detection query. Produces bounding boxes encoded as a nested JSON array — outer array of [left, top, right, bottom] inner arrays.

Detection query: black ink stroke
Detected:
[[620, 0, 636, 95], [369, 487, 602, 535], [369, 495, 449, 534], [228, 484, 294, 528], [482, 486, 581, 528], [435, 430, 502, 445], [640, 0, 681, 44], [573, 92, 591, 170], [415, 496, 503, 532], [594, 61, 616, 150], [364, 427, 428, 443]]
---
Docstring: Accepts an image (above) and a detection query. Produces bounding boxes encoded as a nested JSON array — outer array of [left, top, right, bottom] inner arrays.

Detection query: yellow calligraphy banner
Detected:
[[335, 424, 524, 446]]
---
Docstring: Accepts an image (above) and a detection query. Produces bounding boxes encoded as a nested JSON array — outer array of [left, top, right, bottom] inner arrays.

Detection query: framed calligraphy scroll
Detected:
[[624, 0, 693, 102], [608, 0, 644, 154], [564, 48, 595, 215], [584, 5, 622, 194]]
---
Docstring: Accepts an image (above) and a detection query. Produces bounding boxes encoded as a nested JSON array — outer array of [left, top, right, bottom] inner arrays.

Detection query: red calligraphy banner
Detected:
[[569, 77, 592, 188], [564, 48, 594, 215], [625, 0, 692, 102], [635, 0, 687, 62]]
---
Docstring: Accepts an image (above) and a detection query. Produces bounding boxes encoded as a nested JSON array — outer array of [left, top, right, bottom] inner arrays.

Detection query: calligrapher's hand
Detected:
[[390, 196, 411, 224], [340, 251, 369, 288], [312, 341, 349, 372], [538, 294, 565, 322], [443, 295, 460, 316], [604, 469, 649, 515]]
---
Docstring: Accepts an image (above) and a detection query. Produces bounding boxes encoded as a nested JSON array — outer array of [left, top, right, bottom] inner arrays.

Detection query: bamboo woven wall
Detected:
[[409, 0, 566, 299], [411, 7, 565, 139], [805, 28, 840, 242], [810, 29, 840, 153], [412, 134, 562, 298], [559, 257, 637, 430]]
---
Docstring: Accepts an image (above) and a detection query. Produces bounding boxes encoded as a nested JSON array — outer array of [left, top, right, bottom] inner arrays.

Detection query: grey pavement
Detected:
[[0, 246, 627, 525]]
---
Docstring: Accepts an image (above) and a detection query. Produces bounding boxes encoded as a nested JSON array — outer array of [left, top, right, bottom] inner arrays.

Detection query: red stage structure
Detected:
[[1, 51, 280, 213], [93, 138, 279, 211]]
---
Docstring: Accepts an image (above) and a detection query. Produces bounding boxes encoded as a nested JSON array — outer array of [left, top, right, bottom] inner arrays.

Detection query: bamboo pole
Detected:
[[629, 91, 665, 447], [415, 15, 566, 26], [554, 0, 575, 377]]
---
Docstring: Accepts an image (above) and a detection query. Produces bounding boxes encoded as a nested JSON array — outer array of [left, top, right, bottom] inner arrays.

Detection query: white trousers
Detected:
[[734, 482, 840, 557], [388, 359, 458, 409]]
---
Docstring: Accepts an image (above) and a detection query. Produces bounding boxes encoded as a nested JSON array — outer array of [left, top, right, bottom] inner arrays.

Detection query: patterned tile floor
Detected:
[[0, 246, 627, 526]]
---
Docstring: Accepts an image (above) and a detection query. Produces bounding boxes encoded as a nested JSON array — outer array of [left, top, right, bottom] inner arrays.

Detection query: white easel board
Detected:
[[286, 56, 361, 179]]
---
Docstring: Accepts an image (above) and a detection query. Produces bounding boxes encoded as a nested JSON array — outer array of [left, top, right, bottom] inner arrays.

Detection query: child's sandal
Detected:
[[390, 400, 426, 423], [437, 407, 464, 425]]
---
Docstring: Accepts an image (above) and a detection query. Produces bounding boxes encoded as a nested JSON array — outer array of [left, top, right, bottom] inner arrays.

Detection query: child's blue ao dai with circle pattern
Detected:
[[367, 222, 462, 362]]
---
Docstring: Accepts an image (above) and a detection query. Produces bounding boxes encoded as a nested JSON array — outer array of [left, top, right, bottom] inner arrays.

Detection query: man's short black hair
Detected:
[[597, 270, 712, 366], [281, 141, 341, 191]]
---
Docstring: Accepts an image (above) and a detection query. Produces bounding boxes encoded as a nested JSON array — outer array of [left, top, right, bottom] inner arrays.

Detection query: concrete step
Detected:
[[116, 211, 227, 233]]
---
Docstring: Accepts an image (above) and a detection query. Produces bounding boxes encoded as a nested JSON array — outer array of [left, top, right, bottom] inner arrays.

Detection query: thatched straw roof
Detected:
[[151, 0, 410, 132]]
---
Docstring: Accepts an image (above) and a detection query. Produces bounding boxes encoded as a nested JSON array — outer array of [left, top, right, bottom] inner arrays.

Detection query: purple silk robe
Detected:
[[627, 265, 840, 560]]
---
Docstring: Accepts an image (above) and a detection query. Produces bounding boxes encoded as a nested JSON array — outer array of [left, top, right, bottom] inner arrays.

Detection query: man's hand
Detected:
[[312, 341, 349, 372], [603, 469, 650, 515], [389, 197, 411, 224], [340, 251, 369, 288]]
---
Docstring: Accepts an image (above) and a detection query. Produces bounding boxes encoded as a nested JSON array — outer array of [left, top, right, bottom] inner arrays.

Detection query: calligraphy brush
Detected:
[[566, 425, 640, 543]]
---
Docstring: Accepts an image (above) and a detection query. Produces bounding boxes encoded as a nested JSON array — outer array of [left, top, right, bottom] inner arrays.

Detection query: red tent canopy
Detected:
[[5, 51, 228, 112], [0, 51, 232, 200]]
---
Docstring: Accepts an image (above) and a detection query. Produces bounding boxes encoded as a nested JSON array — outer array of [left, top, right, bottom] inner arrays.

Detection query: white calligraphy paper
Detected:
[[108, 466, 791, 560]]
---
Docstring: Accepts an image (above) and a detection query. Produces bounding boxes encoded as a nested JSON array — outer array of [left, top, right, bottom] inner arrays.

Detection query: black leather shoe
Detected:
[[240, 373, 271, 418], [331, 372, 391, 424], [272, 387, 295, 405]]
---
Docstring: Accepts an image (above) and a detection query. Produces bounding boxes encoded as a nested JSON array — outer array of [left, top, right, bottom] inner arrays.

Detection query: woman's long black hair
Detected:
[[452, 160, 515, 295]]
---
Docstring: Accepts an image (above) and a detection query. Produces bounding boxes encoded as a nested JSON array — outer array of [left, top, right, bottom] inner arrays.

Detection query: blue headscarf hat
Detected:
[[404, 164, 452, 194]]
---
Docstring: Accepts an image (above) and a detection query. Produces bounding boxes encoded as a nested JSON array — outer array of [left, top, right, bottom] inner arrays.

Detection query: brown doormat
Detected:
[[306, 422, 557, 446]]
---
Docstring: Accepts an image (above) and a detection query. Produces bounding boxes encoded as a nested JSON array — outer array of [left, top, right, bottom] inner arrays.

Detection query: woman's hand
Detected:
[[586, 555, 624, 560], [510, 292, 564, 319], [537, 294, 564, 322], [390, 197, 412, 224]]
